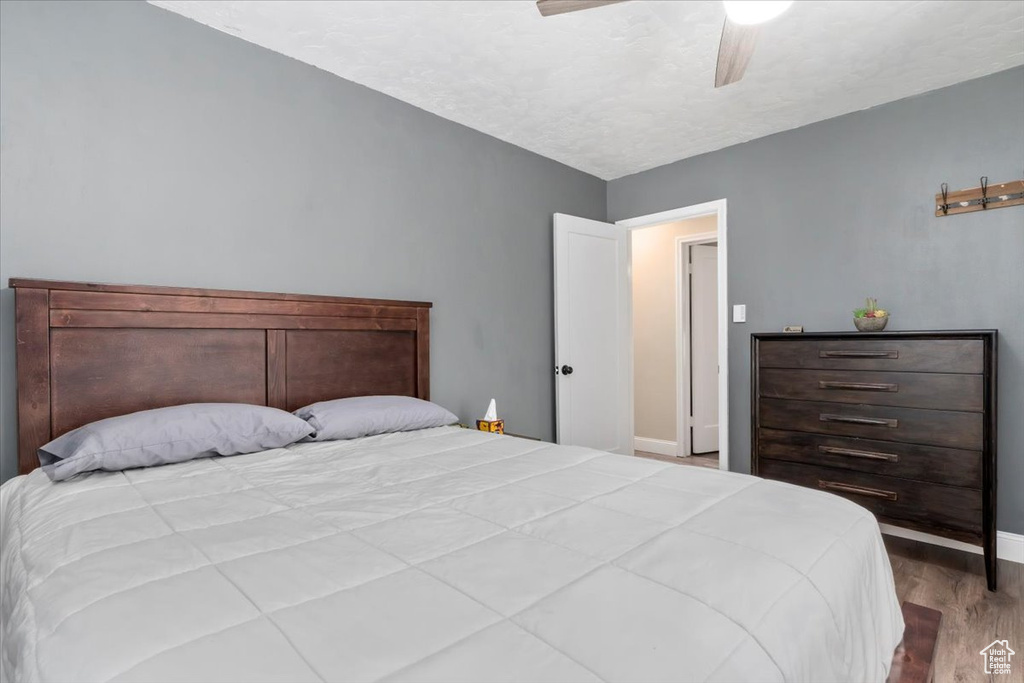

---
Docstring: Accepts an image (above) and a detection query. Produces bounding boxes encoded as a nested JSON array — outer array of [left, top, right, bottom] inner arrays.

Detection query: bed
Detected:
[[1, 279, 905, 683]]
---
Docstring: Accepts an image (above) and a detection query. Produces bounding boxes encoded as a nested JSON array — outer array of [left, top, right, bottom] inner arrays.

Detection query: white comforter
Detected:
[[1, 427, 903, 683]]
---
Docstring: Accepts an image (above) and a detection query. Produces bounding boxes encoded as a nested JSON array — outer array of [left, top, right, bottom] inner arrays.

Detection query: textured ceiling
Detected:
[[150, 1, 1024, 180]]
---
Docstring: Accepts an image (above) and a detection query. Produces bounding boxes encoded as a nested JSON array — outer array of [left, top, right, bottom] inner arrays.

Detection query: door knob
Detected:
[[561, 365, 574, 375]]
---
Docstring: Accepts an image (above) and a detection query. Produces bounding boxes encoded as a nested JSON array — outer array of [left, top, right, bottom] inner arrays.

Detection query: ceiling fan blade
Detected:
[[535, 0, 629, 17], [715, 19, 759, 87]]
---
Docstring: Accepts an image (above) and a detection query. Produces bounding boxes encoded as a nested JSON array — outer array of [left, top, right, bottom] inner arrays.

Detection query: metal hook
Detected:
[[940, 183, 949, 215], [980, 176, 989, 209]]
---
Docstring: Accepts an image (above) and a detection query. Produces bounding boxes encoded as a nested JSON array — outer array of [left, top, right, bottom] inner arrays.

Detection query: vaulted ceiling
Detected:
[[151, 1, 1024, 179]]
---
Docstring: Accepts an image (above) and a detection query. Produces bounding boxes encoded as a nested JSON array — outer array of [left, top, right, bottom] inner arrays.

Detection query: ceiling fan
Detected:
[[535, 0, 795, 87]]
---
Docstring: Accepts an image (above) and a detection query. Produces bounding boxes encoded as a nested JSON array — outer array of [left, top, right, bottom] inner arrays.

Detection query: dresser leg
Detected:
[[985, 534, 997, 591]]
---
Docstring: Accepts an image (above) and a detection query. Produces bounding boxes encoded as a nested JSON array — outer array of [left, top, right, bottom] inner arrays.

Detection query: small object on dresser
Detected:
[[853, 297, 889, 331], [783, 325, 803, 333], [477, 398, 504, 434]]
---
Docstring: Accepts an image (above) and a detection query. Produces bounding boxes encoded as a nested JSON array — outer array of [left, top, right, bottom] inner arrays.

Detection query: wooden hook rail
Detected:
[[935, 178, 1024, 217]]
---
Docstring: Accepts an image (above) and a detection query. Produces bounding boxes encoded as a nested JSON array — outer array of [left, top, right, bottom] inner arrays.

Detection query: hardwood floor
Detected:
[[627, 450, 1024, 682], [886, 536, 1022, 683], [634, 450, 720, 469]]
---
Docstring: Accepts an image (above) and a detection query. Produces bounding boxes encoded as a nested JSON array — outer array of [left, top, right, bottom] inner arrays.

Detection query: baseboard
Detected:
[[633, 437, 677, 457], [879, 524, 1024, 565]]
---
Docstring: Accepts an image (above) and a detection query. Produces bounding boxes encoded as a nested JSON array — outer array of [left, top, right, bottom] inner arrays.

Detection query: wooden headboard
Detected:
[[11, 278, 431, 475]]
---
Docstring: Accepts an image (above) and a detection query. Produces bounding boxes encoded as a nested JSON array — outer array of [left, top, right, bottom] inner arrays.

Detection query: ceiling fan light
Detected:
[[722, 1, 794, 25]]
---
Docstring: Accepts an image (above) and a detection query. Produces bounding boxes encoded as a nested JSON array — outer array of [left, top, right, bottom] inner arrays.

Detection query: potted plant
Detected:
[[853, 298, 889, 331]]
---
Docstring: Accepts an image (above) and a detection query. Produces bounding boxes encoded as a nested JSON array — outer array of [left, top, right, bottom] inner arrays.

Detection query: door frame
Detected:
[[675, 233, 718, 457], [617, 199, 729, 471]]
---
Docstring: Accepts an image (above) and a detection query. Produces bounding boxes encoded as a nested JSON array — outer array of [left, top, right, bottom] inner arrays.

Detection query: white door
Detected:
[[690, 244, 719, 454], [554, 214, 630, 454]]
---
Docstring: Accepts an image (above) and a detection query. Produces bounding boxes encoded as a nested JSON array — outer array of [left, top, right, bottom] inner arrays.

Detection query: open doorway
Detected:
[[551, 199, 727, 469], [630, 216, 719, 463], [618, 199, 729, 471]]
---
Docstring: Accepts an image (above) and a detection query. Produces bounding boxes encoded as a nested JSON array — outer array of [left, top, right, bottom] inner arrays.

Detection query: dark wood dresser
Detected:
[[751, 331, 998, 590]]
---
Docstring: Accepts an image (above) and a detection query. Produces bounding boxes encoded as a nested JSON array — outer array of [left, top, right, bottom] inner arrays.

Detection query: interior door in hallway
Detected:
[[690, 244, 719, 454]]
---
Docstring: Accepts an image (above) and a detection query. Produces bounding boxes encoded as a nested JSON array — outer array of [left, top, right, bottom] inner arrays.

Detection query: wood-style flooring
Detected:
[[886, 536, 1022, 683], [634, 450, 720, 469], [628, 450, 1024, 683]]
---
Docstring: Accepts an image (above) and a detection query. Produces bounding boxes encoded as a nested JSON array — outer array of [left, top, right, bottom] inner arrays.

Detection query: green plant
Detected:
[[854, 297, 888, 319]]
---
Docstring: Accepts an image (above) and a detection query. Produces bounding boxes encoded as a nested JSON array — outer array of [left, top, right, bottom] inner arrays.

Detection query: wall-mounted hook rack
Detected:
[[935, 178, 1024, 217]]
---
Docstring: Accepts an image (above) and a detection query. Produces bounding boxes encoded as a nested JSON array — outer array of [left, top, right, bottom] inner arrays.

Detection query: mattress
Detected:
[[0, 426, 903, 683]]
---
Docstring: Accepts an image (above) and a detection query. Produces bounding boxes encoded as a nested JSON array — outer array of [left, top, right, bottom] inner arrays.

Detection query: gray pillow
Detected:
[[39, 403, 314, 481], [294, 395, 458, 441]]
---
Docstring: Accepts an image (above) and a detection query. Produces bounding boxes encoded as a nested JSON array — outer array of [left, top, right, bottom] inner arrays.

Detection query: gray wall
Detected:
[[0, 1, 606, 482], [608, 67, 1024, 534], [2, 1, 1021, 536]]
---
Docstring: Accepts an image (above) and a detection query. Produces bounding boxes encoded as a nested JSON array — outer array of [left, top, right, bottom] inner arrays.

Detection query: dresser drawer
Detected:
[[760, 459, 982, 536], [759, 368, 983, 411], [757, 338, 984, 373], [759, 398, 983, 450], [756, 428, 982, 488]]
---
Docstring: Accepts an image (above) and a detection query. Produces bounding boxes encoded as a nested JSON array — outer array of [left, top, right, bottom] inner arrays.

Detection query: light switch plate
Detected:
[[733, 304, 746, 323]]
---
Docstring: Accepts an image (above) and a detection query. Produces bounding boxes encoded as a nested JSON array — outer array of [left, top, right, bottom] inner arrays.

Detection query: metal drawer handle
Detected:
[[820, 413, 898, 428], [819, 381, 898, 392], [818, 445, 899, 463], [819, 350, 899, 359], [818, 479, 898, 501]]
